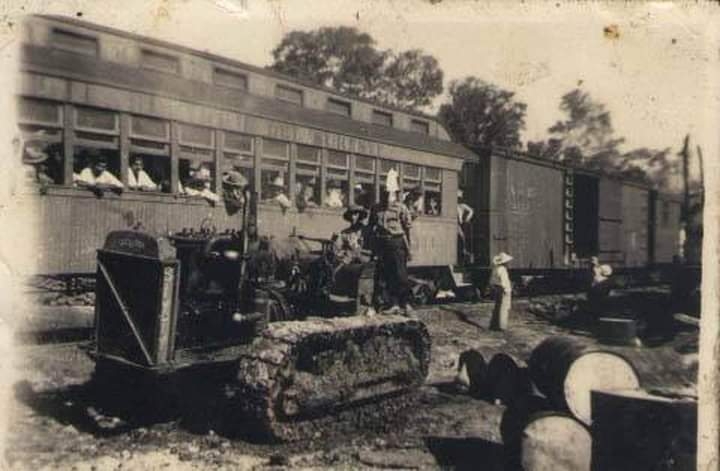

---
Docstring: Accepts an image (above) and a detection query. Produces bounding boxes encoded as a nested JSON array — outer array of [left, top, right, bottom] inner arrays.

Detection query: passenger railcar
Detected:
[[17, 15, 474, 276]]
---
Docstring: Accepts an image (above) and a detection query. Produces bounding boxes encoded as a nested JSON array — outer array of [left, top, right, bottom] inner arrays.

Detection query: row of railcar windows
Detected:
[[18, 99, 443, 215], [47, 26, 431, 135]]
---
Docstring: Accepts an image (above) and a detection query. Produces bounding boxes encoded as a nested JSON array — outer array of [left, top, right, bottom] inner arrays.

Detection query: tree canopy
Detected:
[[528, 88, 679, 189], [270, 27, 443, 110], [437, 77, 527, 150]]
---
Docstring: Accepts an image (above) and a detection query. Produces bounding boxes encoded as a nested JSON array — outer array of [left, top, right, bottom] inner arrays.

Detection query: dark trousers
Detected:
[[374, 235, 410, 307]]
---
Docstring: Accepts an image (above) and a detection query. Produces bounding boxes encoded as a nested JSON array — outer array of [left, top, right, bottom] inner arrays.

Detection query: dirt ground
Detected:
[[5, 291, 699, 470]]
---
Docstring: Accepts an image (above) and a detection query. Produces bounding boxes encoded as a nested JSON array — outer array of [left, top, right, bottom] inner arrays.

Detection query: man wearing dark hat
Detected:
[[368, 183, 414, 317], [222, 169, 249, 212], [334, 205, 371, 265]]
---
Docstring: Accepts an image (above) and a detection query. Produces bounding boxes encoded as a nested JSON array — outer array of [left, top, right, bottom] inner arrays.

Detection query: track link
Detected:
[[232, 315, 431, 441]]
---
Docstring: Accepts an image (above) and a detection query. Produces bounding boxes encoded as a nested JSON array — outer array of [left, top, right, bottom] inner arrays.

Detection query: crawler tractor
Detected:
[[89, 207, 430, 441]]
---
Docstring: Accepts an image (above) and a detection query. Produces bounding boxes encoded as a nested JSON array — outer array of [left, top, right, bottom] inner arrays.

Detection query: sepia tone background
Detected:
[[0, 0, 717, 468]]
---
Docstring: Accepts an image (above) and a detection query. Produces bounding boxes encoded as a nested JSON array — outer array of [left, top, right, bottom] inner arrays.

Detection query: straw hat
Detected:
[[343, 204, 368, 222], [493, 252, 513, 265], [222, 170, 248, 188], [599, 264, 613, 277]]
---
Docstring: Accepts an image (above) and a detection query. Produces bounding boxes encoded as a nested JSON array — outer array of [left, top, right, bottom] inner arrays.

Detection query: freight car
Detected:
[[459, 147, 683, 292], [16, 15, 473, 283]]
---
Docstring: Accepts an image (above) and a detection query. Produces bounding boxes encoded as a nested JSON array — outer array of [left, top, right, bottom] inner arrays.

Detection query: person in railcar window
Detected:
[[181, 162, 220, 204], [262, 175, 292, 211], [74, 150, 124, 194], [295, 177, 319, 212], [21, 140, 54, 186], [325, 180, 345, 208], [404, 187, 424, 220], [127, 156, 159, 192], [426, 196, 440, 216], [353, 183, 374, 209], [222, 169, 249, 213]]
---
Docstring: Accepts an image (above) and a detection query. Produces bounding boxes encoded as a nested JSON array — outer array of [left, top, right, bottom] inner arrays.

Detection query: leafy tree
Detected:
[[438, 77, 527, 150], [270, 27, 385, 94], [270, 27, 443, 110], [530, 88, 625, 166], [375, 50, 443, 109]]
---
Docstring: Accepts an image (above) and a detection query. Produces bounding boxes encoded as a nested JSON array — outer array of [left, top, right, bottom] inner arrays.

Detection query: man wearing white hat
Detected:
[[489, 252, 513, 330]]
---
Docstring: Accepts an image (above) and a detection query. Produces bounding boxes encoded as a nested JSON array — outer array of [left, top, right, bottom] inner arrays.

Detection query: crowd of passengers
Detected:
[[18, 133, 442, 215]]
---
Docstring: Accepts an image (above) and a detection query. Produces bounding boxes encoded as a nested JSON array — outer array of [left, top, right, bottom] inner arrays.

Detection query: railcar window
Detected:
[[326, 98, 352, 117], [223, 131, 254, 190], [128, 154, 165, 192], [140, 49, 180, 74], [275, 85, 303, 106], [129, 115, 171, 192], [179, 158, 216, 197], [223, 131, 253, 155], [213, 67, 248, 91], [402, 163, 423, 216], [18, 98, 62, 126], [73, 146, 122, 187], [371, 110, 393, 127], [179, 124, 214, 148], [353, 155, 376, 208], [410, 119, 430, 135], [424, 166, 442, 216], [51, 29, 98, 56], [131, 116, 169, 140], [17, 98, 65, 185], [75, 107, 118, 133], [325, 150, 349, 209], [261, 139, 289, 202], [296, 145, 321, 209]]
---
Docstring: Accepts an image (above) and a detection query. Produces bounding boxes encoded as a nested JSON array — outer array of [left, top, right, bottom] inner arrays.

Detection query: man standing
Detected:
[[457, 189, 474, 264], [368, 171, 414, 316], [489, 252, 513, 331]]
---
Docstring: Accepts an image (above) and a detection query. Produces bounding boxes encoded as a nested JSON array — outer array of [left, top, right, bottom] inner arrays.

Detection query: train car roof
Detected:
[[29, 14, 478, 163]]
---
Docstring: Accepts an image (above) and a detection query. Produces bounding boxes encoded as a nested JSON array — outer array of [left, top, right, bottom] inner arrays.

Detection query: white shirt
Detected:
[[490, 264, 512, 292], [76, 168, 124, 189], [458, 203, 474, 224], [326, 189, 344, 208], [128, 169, 157, 190]]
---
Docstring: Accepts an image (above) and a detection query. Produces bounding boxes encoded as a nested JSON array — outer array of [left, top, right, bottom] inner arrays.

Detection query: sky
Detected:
[[3, 0, 718, 181]]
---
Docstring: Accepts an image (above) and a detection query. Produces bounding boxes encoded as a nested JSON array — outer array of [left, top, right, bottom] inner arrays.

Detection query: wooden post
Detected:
[[680, 134, 690, 223], [62, 104, 74, 186], [213, 130, 223, 196], [253, 137, 262, 200], [119, 114, 130, 187], [320, 148, 328, 207], [288, 143, 297, 206], [169, 122, 180, 193], [697, 141, 718, 470]]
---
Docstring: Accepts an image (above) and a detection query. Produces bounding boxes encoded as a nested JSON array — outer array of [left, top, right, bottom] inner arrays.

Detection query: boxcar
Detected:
[[17, 15, 475, 276], [462, 147, 682, 275]]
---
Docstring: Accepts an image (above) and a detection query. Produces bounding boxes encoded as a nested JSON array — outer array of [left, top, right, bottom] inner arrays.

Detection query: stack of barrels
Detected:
[[456, 336, 697, 470]]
